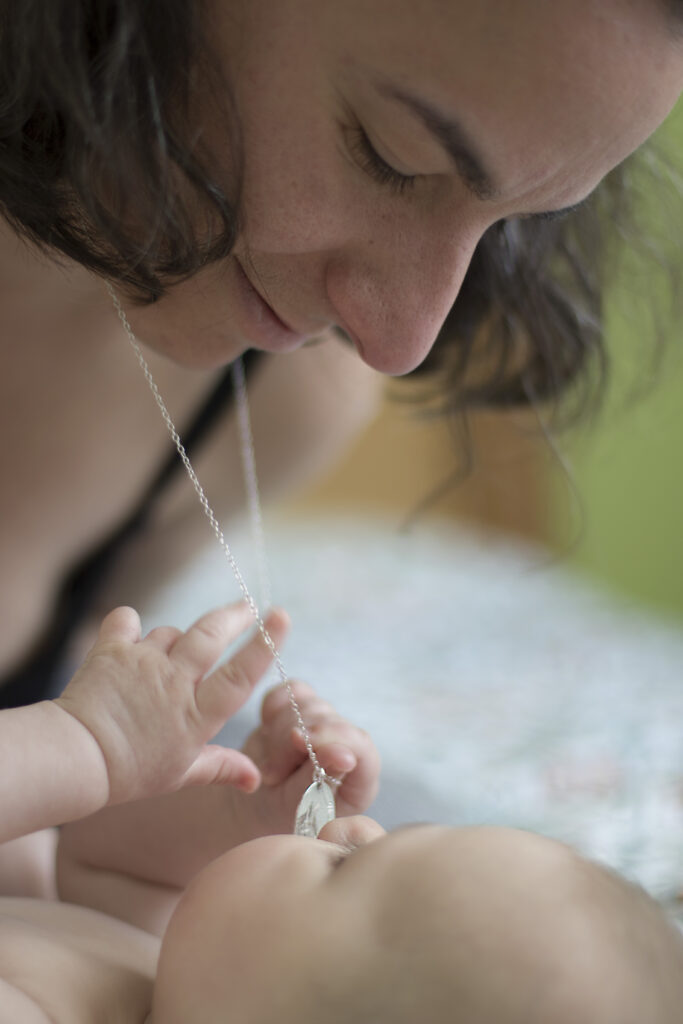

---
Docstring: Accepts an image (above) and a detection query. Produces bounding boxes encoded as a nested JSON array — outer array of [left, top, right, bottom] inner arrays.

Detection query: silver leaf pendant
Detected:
[[294, 779, 336, 837]]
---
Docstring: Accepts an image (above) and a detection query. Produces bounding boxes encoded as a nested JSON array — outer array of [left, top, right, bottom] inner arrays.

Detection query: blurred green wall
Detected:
[[550, 98, 683, 621]]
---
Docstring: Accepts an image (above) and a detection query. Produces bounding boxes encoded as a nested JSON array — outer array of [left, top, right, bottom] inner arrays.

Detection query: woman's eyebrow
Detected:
[[374, 80, 501, 201], [368, 78, 590, 221]]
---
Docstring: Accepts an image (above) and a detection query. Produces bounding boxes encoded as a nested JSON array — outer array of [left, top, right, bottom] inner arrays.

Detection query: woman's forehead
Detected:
[[239, 0, 681, 206]]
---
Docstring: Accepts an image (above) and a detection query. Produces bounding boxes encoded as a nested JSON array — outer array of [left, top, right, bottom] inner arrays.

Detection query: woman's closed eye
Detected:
[[346, 124, 418, 196]]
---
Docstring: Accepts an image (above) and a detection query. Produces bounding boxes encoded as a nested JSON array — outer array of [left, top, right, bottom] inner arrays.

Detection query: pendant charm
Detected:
[[294, 778, 336, 837]]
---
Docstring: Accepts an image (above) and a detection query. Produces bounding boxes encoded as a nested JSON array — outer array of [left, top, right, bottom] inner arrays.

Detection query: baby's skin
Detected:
[[4, 819, 683, 1024], [0, 600, 378, 894], [152, 819, 683, 1024], [0, 601, 292, 850], [0, 599, 380, 1021], [1, 602, 682, 1023]]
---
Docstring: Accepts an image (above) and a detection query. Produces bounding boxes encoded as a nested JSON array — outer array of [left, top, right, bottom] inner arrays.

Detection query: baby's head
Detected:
[[151, 818, 683, 1024]]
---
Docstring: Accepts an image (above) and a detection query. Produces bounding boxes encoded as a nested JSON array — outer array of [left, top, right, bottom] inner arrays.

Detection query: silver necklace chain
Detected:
[[230, 355, 271, 614], [107, 283, 330, 786]]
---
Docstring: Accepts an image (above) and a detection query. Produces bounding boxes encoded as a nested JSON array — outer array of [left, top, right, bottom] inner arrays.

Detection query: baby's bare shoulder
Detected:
[[0, 898, 158, 1024]]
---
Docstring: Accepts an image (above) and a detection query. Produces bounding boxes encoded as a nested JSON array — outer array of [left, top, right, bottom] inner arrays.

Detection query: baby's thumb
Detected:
[[180, 746, 261, 793]]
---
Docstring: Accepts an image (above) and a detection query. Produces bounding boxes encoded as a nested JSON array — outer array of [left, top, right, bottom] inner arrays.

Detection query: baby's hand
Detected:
[[236, 681, 381, 835], [55, 603, 289, 806]]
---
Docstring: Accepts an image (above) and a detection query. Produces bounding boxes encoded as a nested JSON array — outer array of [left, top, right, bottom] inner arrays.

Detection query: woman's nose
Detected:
[[325, 230, 479, 376]]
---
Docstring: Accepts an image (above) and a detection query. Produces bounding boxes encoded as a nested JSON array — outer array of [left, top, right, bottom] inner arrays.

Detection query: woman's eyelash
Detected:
[[347, 126, 417, 195]]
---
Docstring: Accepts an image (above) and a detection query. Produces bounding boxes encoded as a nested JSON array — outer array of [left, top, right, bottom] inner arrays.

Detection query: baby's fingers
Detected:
[[313, 732, 381, 814], [195, 609, 290, 725], [293, 733, 357, 777], [255, 682, 328, 784], [98, 607, 142, 644], [169, 602, 255, 678], [181, 746, 261, 793]]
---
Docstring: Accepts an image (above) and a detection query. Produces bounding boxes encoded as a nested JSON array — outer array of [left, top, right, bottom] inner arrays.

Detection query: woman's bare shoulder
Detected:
[[0, 898, 157, 1024]]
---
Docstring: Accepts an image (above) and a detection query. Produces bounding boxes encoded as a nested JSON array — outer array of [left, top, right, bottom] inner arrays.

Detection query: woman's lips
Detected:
[[233, 258, 314, 353]]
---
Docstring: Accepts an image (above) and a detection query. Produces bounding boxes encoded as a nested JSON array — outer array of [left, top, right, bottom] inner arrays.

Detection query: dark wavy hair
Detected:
[[0, 0, 680, 422]]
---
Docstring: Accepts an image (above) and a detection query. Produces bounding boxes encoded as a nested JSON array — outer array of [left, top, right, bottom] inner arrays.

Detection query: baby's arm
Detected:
[[0, 698, 110, 846], [0, 602, 286, 845], [57, 681, 381, 935]]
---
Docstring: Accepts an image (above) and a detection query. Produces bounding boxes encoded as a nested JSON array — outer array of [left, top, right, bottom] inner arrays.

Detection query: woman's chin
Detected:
[[124, 317, 249, 371]]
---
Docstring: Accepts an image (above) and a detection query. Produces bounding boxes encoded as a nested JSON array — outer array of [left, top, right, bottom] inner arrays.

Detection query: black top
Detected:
[[0, 350, 263, 709]]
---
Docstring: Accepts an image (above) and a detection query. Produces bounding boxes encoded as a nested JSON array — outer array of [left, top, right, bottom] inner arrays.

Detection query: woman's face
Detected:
[[126, 0, 682, 373]]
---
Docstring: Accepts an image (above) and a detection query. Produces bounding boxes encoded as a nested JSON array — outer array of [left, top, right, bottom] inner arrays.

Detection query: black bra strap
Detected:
[[0, 350, 263, 708]]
